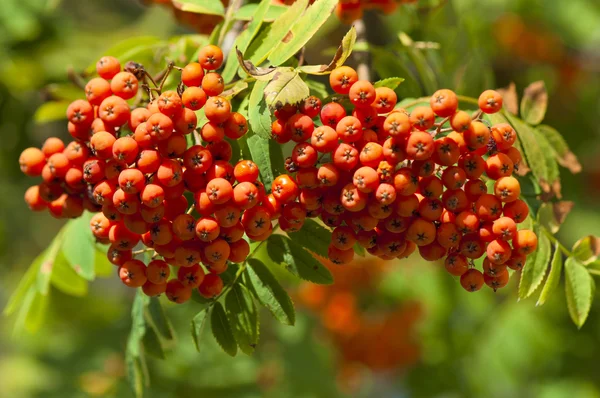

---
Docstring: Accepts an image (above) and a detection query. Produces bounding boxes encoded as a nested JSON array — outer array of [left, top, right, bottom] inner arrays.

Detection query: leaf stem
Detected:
[[538, 223, 572, 257]]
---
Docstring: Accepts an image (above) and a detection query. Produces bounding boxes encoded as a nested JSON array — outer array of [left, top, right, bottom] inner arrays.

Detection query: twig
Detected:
[[67, 66, 86, 90], [353, 19, 370, 81]]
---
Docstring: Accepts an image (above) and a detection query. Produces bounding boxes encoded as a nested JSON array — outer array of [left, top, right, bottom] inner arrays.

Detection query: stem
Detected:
[[541, 227, 572, 257], [132, 248, 155, 256], [353, 19, 370, 81], [67, 66, 86, 90]]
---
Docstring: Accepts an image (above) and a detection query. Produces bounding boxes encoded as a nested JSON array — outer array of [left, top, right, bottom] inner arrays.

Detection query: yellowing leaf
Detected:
[[171, 0, 225, 15], [263, 70, 309, 110], [298, 26, 357, 75], [520, 81, 548, 125]]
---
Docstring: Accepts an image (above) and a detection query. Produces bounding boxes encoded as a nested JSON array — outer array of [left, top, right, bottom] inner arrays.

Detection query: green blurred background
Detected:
[[1, 0, 600, 397]]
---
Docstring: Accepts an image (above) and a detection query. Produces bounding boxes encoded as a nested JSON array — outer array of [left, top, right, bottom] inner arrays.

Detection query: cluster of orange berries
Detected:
[[268, 65, 538, 293], [18, 45, 281, 303]]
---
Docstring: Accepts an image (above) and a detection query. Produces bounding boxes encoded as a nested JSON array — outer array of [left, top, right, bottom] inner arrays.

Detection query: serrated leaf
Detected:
[[266, 235, 333, 284], [35, 233, 64, 295], [287, 219, 331, 257], [537, 124, 581, 174], [235, 3, 288, 21], [171, 0, 225, 15], [532, 128, 561, 199], [223, 0, 272, 82], [248, 80, 272, 140], [268, 0, 338, 66], [50, 251, 88, 297], [564, 257, 595, 328], [373, 77, 405, 90], [504, 112, 549, 193], [572, 235, 600, 266], [247, 0, 309, 65], [298, 26, 356, 75], [398, 32, 437, 95], [226, 284, 259, 355], [211, 302, 237, 356], [246, 259, 295, 325], [34, 101, 68, 124], [191, 307, 210, 352], [264, 70, 309, 109], [520, 81, 548, 125], [146, 297, 174, 341], [537, 244, 563, 306], [246, 134, 284, 192], [61, 213, 95, 281], [518, 226, 551, 299]]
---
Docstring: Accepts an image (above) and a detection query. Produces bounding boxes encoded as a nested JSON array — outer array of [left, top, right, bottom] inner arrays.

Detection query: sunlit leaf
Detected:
[[373, 77, 405, 90], [50, 251, 88, 297], [564, 257, 595, 328], [34, 101, 68, 124], [235, 3, 288, 21], [537, 244, 563, 306], [246, 0, 309, 65], [572, 235, 600, 266], [3, 262, 39, 316], [298, 26, 357, 75], [520, 81, 548, 126], [226, 283, 259, 355], [222, 0, 272, 82], [263, 70, 310, 110], [171, 0, 225, 15], [518, 226, 551, 299], [61, 212, 96, 281], [248, 80, 272, 140], [246, 259, 295, 325]]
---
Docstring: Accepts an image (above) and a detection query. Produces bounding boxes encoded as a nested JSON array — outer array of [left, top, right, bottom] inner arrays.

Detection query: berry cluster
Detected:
[[18, 45, 276, 303], [267, 65, 538, 293]]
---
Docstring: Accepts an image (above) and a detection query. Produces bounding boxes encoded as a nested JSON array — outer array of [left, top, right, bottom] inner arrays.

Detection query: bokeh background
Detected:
[[2, 0, 600, 397]]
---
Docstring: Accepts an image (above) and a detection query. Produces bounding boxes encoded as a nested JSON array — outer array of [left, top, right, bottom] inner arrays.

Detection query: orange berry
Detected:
[[348, 80, 376, 108], [513, 229, 538, 255], [198, 44, 224, 70], [430, 89, 458, 117], [96, 56, 121, 79], [460, 269, 484, 292], [119, 260, 147, 288], [478, 90, 503, 114]]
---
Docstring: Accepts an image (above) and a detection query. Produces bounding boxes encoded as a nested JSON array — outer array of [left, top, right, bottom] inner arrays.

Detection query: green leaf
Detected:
[[34, 101, 68, 124], [191, 307, 210, 352], [13, 287, 49, 334], [247, 0, 309, 65], [520, 81, 548, 125], [226, 284, 259, 355], [370, 46, 422, 98], [353, 242, 366, 257], [146, 297, 174, 341], [246, 132, 284, 192], [264, 70, 310, 109], [85, 37, 164, 75], [287, 219, 331, 257], [537, 244, 563, 306], [125, 350, 148, 398], [504, 112, 549, 191], [537, 124, 582, 174], [564, 257, 595, 328], [572, 236, 600, 266], [268, 0, 338, 66], [305, 79, 329, 98], [235, 3, 288, 21], [35, 233, 64, 295], [125, 292, 150, 397], [373, 77, 405, 90], [61, 213, 96, 281], [518, 226, 551, 299], [171, 0, 225, 15], [537, 202, 560, 234], [94, 245, 113, 277], [532, 128, 561, 198], [266, 235, 333, 284], [211, 302, 237, 356], [45, 83, 83, 102], [142, 326, 166, 359], [3, 262, 38, 316], [248, 80, 272, 140], [50, 251, 88, 297], [298, 26, 357, 75], [398, 32, 437, 95], [222, 0, 272, 82], [246, 259, 295, 325]]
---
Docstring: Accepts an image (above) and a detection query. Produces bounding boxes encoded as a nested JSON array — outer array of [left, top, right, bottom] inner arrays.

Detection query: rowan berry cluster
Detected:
[[267, 65, 538, 293], [19, 45, 276, 303]]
